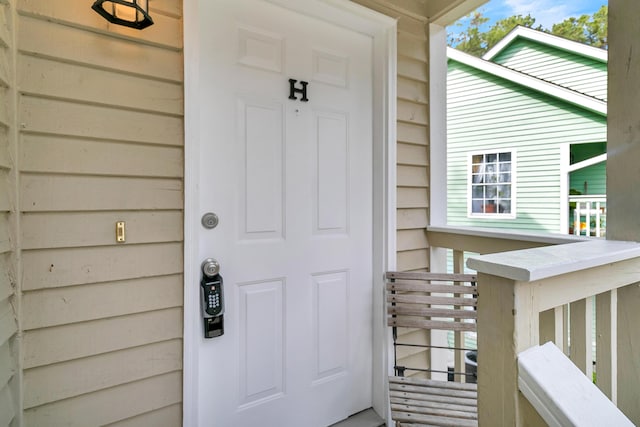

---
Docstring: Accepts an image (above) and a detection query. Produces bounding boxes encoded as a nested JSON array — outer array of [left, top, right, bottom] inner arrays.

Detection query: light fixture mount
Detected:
[[92, 0, 154, 30]]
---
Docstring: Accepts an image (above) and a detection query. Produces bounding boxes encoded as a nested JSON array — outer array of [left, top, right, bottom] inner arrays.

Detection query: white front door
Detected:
[[194, 1, 374, 425]]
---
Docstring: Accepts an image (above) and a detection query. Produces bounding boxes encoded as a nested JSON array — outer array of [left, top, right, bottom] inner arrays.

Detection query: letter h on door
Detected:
[[289, 79, 309, 102]]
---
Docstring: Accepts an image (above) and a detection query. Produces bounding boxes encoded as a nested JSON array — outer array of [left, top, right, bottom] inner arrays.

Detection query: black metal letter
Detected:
[[288, 79, 309, 102]]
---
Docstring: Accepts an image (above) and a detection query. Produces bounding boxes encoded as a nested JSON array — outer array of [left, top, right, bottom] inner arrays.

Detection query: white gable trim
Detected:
[[447, 47, 607, 116], [568, 153, 607, 172], [483, 25, 608, 63]]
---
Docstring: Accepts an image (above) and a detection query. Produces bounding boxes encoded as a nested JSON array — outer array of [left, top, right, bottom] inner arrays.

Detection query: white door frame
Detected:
[[182, 1, 396, 424]]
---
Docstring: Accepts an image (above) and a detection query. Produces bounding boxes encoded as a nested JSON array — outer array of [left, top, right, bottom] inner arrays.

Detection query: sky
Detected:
[[451, 0, 607, 34]]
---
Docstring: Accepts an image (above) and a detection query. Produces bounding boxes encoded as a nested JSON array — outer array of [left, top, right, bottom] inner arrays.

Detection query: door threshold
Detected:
[[329, 408, 385, 427]]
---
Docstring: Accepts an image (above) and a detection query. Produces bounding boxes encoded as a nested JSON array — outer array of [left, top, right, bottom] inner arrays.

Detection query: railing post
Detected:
[[569, 298, 594, 378], [539, 306, 564, 350], [453, 249, 466, 383], [595, 201, 601, 236], [562, 305, 570, 354], [477, 273, 545, 426], [596, 290, 617, 402], [429, 246, 449, 381], [617, 283, 640, 423]]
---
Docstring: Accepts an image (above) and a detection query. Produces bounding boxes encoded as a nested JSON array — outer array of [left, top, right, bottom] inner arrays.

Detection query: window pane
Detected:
[[499, 162, 511, 172], [497, 185, 510, 198], [471, 200, 483, 213], [472, 185, 484, 198], [486, 153, 497, 162], [499, 152, 511, 162], [499, 173, 511, 183], [486, 185, 497, 198], [499, 200, 511, 213], [472, 154, 483, 164], [484, 201, 497, 213]]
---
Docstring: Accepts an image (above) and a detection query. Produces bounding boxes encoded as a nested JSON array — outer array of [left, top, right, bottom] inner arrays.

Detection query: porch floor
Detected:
[[329, 408, 385, 427]]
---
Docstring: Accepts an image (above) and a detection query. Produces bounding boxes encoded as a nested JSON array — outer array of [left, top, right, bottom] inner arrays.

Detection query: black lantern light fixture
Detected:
[[92, 0, 154, 30]]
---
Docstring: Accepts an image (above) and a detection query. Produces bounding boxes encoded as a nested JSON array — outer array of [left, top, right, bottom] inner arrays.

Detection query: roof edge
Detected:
[[447, 47, 607, 116], [482, 26, 608, 63]]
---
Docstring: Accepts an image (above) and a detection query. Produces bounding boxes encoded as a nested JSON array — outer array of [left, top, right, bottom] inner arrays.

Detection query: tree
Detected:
[[449, 12, 540, 55], [587, 5, 608, 48], [483, 14, 540, 51], [449, 5, 608, 56], [550, 15, 591, 44], [448, 11, 489, 57], [551, 5, 608, 49]]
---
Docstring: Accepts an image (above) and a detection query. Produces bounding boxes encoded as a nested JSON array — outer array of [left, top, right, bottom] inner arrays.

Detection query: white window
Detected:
[[469, 151, 515, 217]]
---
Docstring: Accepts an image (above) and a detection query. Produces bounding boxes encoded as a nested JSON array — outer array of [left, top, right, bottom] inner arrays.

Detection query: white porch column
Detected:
[[607, 0, 640, 422]]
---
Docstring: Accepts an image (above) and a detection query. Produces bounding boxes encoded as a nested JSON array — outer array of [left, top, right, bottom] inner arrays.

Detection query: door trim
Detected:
[[182, 1, 396, 425]]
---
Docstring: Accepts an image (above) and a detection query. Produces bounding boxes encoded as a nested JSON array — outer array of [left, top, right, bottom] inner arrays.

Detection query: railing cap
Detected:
[[518, 342, 634, 426], [427, 225, 589, 245], [467, 240, 640, 282]]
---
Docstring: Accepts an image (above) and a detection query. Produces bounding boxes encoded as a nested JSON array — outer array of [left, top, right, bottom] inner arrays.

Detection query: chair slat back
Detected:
[[386, 271, 477, 331]]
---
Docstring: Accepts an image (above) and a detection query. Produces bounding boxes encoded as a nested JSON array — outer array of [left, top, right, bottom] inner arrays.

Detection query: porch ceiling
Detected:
[[362, 0, 488, 24], [424, 0, 488, 25]]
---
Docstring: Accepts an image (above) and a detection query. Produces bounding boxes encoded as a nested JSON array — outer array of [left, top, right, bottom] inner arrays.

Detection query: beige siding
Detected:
[[23, 339, 182, 408], [23, 372, 182, 427], [351, 0, 430, 273], [15, 0, 184, 424], [349, 0, 431, 379], [105, 403, 183, 427], [19, 96, 183, 146], [21, 211, 183, 249], [0, 0, 18, 425], [6, 1, 434, 424]]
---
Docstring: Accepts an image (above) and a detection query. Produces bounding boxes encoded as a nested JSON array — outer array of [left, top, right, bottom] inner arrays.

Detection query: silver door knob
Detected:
[[201, 258, 220, 277]]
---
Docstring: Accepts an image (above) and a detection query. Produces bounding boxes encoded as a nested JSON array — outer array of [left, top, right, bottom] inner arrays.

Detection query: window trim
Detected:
[[467, 149, 517, 219]]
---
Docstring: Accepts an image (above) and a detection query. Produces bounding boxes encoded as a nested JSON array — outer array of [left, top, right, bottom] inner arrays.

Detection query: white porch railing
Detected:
[[570, 195, 606, 237], [518, 342, 632, 427], [426, 226, 640, 425]]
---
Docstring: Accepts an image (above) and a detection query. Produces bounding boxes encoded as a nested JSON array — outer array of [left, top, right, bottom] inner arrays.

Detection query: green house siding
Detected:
[[570, 162, 606, 195], [491, 39, 607, 101], [447, 61, 607, 233]]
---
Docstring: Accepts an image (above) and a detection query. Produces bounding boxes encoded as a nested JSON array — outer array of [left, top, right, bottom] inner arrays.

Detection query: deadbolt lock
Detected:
[[201, 212, 219, 229]]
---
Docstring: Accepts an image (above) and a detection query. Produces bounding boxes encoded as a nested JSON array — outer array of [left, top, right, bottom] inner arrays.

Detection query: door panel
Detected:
[[314, 110, 348, 234], [196, 1, 373, 425], [312, 271, 348, 381], [237, 98, 284, 239], [238, 280, 284, 406]]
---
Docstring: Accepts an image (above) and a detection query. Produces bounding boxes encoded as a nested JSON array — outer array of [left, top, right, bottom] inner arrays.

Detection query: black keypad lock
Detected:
[[201, 259, 224, 338]]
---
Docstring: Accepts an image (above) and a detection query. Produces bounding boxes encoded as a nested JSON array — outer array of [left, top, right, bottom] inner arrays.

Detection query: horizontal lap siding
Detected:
[[352, 0, 430, 272], [16, 0, 184, 425], [348, 0, 431, 379], [447, 61, 606, 233], [397, 36, 429, 271], [570, 162, 606, 195], [105, 403, 183, 427], [492, 39, 608, 101], [0, 1, 18, 426], [23, 372, 183, 427]]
